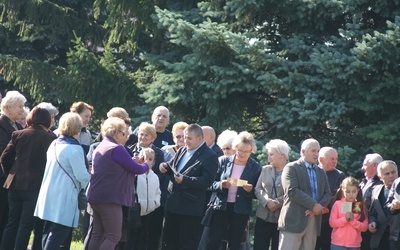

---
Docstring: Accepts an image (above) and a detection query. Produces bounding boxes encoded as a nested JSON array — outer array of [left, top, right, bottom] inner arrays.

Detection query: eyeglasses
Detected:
[[222, 147, 232, 151], [237, 149, 252, 154], [175, 135, 183, 139], [119, 131, 127, 137]]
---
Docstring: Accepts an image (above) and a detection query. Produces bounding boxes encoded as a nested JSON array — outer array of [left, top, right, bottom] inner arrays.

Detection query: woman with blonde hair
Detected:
[[34, 112, 91, 250], [87, 117, 151, 250]]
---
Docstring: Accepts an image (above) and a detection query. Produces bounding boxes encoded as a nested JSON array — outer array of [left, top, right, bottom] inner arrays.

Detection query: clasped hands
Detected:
[[305, 203, 328, 217]]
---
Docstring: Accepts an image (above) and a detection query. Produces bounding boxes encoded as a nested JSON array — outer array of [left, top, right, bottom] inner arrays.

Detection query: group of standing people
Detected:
[[1, 89, 400, 250]]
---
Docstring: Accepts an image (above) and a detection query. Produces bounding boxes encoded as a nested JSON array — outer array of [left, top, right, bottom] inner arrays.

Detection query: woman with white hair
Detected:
[[254, 139, 290, 250], [37, 102, 59, 129], [217, 129, 238, 157], [0, 90, 26, 246]]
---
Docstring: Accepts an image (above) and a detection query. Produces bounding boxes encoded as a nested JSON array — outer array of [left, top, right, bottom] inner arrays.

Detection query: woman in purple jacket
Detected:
[[87, 117, 152, 250]]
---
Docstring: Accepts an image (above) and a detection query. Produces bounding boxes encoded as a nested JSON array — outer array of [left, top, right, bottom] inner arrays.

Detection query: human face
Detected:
[[184, 131, 203, 150], [115, 128, 129, 145], [17, 112, 27, 127], [79, 108, 92, 128], [235, 143, 253, 165], [302, 142, 320, 164], [379, 165, 398, 188], [319, 150, 338, 172], [361, 160, 377, 179], [173, 129, 185, 147], [221, 145, 235, 156], [268, 148, 287, 169], [152, 108, 169, 132], [138, 130, 155, 147], [7, 100, 25, 122], [343, 185, 359, 202]]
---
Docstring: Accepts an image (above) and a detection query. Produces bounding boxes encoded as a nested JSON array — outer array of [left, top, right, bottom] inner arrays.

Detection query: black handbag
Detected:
[[127, 194, 141, 228], [54, 143, 87, 210]]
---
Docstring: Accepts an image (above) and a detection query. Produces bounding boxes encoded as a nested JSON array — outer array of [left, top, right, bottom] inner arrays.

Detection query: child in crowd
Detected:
[[329, 177, 368, 250], [124, 148, 161, 250]]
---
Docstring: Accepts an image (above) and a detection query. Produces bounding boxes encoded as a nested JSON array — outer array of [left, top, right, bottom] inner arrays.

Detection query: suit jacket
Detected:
[[255, 165, 284, 222], [164, 142, 218, 216], [360, 175, 382, 210], [211, 144, 223, 157], [1, 125, 56, 190], [385, 177, 400, 241], [369, 184, 390, 248], [278, 158, 331, 234], [209, 155, 261, 215]]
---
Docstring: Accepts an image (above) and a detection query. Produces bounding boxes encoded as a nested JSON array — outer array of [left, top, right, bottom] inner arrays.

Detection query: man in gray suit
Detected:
[[278, 139, 331, 250]]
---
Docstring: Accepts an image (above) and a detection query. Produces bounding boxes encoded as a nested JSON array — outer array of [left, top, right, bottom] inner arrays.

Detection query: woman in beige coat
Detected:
[[254, 139, 290, 250]]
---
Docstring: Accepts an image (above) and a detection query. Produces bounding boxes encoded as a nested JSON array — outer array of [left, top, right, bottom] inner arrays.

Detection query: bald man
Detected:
[[202, 126, 223, 157]]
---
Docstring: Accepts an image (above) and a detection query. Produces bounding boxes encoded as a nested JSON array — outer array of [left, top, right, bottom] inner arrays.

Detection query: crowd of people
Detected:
[[0, 89, 400, 250]]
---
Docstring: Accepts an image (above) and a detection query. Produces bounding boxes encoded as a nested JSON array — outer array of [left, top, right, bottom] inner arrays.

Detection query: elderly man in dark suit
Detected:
[[278, 138, 331, 250], [159, 123, 218, 250], [369, 160, 398, 250]]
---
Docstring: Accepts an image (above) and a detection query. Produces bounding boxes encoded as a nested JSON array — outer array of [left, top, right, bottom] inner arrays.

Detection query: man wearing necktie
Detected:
[[278, 139, 331, 250], [369, 160, 398, 250], [159, 124, 218, 250]]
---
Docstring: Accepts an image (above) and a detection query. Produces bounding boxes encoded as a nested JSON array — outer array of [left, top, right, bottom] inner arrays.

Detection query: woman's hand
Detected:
[[242, 183, 253, 192], [221, 180, 231, 189]]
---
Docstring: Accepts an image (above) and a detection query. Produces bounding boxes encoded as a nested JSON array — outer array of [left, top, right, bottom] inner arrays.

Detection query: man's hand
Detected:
[[159, 162, 168, 174], [312, 203, 325, 215], [174, 173, 183, 184], [369, 222, 377, 233], [392, 199, 400, 210], [305, 210, 315, 217]]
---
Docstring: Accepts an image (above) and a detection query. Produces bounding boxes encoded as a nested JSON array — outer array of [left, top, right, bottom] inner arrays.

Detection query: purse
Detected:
[[54, 143, 88, 210], [127, 194, 141, 228]]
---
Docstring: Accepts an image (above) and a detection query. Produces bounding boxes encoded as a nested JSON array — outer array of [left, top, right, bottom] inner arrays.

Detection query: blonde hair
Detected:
[[101, 117, 127, 138], [58, 112, 83, 137], [138, 122, 157, 139], [172, 121, 189, 136], [1, 90, 26, 114], [140, 148, 155, 165], [232, 131, 257, 153]]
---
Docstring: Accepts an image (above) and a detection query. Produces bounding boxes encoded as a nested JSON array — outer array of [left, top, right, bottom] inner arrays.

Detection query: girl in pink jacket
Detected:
[[329, 177, 368, 250]]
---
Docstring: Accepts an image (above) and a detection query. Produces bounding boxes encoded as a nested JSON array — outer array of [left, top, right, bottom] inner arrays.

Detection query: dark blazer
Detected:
[[209, 155, 261, 215], [164, 142, 218, 217], [1, 125, 56, 190], [360, 175, 383, 210], [0, 115, 23, 177], [385, 177, 400, 242], [369, 184, 390, 248], [211, 144, 223, 157], [278, 158, 331, 234]]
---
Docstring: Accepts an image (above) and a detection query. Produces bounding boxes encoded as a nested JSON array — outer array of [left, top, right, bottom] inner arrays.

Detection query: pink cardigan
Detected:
[[329, 198, 368, 248]]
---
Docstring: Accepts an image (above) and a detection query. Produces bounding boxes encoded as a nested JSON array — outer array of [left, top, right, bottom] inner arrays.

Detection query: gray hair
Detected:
[[265, 139, 290, 160], [301, 138, 320, 152], [217, 129, 238, 148], [377, 160, 398, 177], [37, 102, 59, 116], [1, 90, 27, 113], [365, 153, 383, 165], [319, 147, 337, 158]]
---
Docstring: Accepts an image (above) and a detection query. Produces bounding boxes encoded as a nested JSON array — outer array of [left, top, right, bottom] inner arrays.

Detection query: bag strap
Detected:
[[54, 142, 78, 190]]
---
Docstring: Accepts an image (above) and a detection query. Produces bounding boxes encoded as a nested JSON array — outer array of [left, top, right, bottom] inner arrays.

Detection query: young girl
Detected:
[[329, 177, 368, 250]]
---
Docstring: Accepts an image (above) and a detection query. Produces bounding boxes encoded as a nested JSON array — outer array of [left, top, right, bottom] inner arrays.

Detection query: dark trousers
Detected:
[[361, 231, 372, 250], [162, 211, 201, 250], [124, 213, 151, 250], [0, 184, 9, 246], [42, 221, 72, 250], [0, 189, 39, 250], [32, 219, 44, 250], [372, 226, 390, 250], [253, 217, 279, 250], [390, 240, 400, 250], [147, 206, 164, 250], [201, 203, 249, 250], [315, 222, 332, 250]]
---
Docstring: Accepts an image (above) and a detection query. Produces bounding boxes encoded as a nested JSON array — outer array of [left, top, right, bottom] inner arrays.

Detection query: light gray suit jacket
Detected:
[[278, 158, 331, 234]]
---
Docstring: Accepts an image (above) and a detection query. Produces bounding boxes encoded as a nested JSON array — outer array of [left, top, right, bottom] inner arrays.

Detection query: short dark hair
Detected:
[[184, 123, 203, 138], [26, 106, 51, 128]]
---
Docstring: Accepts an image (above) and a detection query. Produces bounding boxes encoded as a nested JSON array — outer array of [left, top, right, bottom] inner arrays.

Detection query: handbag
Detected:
[[127, 194, 141, 228], [54, 143, 88, 210]]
